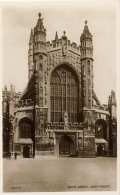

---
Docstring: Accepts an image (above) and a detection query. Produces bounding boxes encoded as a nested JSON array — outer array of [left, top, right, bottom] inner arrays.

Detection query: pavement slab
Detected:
[[3, 157, 117, 192]]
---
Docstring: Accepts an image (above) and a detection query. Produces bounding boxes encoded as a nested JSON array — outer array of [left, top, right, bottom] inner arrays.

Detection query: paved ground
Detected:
[[3, 157, 117, 192]]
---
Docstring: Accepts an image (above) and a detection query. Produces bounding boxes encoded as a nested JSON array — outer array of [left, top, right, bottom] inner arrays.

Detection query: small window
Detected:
[[87, 60, 90, 66]]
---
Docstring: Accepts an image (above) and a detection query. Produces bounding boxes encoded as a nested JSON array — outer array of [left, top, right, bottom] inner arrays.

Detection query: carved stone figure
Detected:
[[64, 111, 68, 130], [9, 120, 13, 133], [62, 44, 67, 56]]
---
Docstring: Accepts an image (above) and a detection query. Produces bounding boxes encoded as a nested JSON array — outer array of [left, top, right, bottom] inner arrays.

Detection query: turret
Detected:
[[33, 13, 46, 56], [80, 21, 94, 109], [2, 86, 8, 116], [32, 13, 47, 107], [4, 85, 7, 100], [80, 21, 93, 59], [108, 91, 117, 155], [10, 84, 15, 100], [28, 29, 34, 79], [9, 84, 15, 116], [2, 86, 9, 155], [108, 90, 117, 119], [62, 31, 67, 56], [55, 31, 58, 42], [32, 13, 47, 138]]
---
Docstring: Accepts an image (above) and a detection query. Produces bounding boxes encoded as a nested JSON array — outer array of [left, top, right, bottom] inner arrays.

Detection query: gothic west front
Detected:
[[2, 13, 117, 158]]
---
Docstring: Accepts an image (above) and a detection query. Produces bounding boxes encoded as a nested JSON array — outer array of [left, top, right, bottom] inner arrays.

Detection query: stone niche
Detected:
[[83, 109, 96, 135]]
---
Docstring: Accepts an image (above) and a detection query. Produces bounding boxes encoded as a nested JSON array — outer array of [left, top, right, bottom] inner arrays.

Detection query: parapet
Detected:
[[46, 38, 80, 54], [14, 99, 34, 108]]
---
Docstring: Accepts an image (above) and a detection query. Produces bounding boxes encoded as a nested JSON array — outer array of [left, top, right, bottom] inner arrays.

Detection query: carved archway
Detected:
[[59, 135, 74, 156]]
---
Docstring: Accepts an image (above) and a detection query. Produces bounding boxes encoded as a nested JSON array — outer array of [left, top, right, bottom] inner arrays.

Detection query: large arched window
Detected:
[[19, 118, 32, 139], [50, 65, 79, 123]]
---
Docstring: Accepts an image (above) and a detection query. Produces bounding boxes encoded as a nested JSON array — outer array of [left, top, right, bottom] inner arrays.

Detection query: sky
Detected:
[[2, 0, 118, 104]]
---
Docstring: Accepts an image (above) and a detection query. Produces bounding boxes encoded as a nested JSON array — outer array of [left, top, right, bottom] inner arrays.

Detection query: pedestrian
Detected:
[[9, 152, 11, 159], [14, 152, 17, 160]]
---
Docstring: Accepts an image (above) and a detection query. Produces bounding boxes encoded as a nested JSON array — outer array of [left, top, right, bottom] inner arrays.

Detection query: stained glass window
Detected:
[[50, 65, 79, 123], [19, 118, 32, 138]]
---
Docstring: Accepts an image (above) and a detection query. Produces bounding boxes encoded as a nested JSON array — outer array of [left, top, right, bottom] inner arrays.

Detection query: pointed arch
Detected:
[[50, 64, 80, 123], [19, 117, 33, 139]]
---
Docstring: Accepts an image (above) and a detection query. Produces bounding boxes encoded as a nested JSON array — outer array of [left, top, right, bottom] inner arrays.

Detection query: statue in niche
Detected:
[[64, 111, 68, 130], [87, 112, 91, 124], [40, 109, 43, 116], [35, 130, 39, 136], [91, 120, 95, 133], [83, 112, 91, 130], [78, 138, 82, 147], [39, 83, 43, 89], [39, 63, 43, 71], [62, 44, 67, 56], [39, 71, 43, 79], [44, 85, 47, 92], [45, 97, 47, 105], [9, 119, 13, 133], [88, 66, 90, 75]]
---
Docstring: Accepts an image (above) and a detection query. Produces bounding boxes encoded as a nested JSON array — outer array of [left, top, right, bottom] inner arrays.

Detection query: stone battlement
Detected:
[[15, 99, 34, 108], [46, 39, 80, 54], [47, 122, 83, 130]]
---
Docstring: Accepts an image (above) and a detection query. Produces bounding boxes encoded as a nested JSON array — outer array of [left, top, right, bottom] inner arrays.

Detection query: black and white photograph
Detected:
[[1, 0, 119, 194]]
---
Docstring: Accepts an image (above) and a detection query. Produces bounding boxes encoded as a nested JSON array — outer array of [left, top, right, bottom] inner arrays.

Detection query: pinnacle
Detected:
[[5, 85, 7, 91], [55, 31, 58, 41], [85, 20, 88, 26], [63, 31, 66, 35], [38, 12, 41, 19], [29, 29, 34, 44]]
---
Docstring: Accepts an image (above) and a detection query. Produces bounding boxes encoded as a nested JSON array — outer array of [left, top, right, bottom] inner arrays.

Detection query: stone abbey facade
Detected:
[[2, 13, 117, 158]]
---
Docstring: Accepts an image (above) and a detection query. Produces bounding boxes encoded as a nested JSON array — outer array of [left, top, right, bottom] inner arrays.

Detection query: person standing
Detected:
[[14, 152, 17, 160]]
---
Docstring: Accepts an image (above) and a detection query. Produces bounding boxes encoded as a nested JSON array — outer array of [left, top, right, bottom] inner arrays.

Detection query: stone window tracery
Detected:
[[50, 65, 79, 123], [19, 118, 32, 139]]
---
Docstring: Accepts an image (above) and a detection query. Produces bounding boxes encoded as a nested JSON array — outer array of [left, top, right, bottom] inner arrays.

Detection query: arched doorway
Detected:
[[97, 145, 103, 156], [50, 64, 79, 123], [23, 145, 30, 158], [59, 135, 74, 156]]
